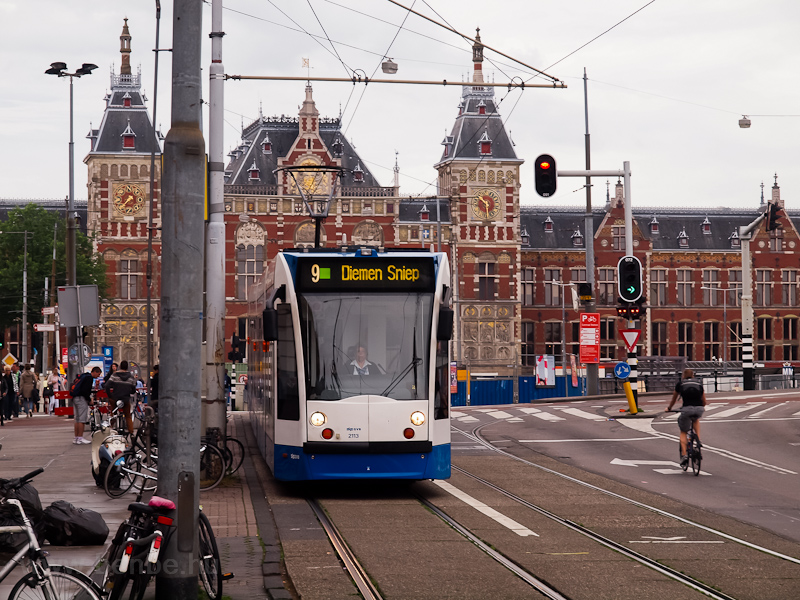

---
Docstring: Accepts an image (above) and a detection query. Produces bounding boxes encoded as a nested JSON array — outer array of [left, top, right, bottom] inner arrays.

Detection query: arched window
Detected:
[[237, 243, 264, 300], [119, 249, 140, 299]]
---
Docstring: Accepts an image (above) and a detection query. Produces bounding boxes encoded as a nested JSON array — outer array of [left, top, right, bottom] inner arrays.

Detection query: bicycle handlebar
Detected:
[[1, 467, 44, 497]]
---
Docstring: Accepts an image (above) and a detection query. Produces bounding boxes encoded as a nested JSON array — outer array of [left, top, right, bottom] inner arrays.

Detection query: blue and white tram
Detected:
[[246, 248, 453, 481]]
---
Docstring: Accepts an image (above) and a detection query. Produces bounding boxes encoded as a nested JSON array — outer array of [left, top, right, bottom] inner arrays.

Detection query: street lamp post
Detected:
[[701, 285, 728, 363], [45, 61, 97, 382]]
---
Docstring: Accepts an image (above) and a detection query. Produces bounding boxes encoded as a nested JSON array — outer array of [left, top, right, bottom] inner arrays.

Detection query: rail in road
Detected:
[[297, 422, 799, 599]]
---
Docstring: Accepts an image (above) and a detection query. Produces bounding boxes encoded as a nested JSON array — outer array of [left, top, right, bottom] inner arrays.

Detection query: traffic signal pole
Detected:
[[739, 209, 769, 391]]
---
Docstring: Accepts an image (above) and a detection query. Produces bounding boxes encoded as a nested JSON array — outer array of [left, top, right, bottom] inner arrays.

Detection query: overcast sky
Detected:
[[2, 0, 798, 210]]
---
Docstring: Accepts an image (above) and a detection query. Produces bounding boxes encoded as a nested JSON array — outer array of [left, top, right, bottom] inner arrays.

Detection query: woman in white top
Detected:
[[46, 369, 61, 414]]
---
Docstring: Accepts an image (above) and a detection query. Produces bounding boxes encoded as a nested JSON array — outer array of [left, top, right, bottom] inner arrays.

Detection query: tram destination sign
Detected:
[[296, 257, 436, 293]]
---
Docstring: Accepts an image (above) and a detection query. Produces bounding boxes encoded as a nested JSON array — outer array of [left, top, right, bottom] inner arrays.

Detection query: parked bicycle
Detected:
[[204, 427, 244, 476], [668, 410, 703, 475], [0, 468, 103, 600], [102, 496, 228, 600]]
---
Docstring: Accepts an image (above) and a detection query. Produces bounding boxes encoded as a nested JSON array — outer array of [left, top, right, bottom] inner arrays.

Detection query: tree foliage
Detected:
[[0, 204, 109, 333]]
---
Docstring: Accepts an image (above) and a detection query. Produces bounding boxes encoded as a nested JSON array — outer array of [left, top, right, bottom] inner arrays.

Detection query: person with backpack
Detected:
[[70, 366, 102, 444], [104, 360, 137, 434]]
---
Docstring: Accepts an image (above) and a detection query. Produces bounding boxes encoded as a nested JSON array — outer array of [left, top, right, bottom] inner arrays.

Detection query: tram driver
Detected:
[[349, 345, 385, 376]]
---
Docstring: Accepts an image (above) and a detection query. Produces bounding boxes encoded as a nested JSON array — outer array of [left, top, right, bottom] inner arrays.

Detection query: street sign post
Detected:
[[34, 323, 56, 332]]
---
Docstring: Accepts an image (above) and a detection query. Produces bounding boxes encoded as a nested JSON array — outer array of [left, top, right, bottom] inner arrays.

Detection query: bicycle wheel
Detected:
[[10, 564, 102, 599], [198, 511, 223, 600], [691, 436, 702, 476], [105, 451, 142, 498], [224, 437, 245, 475], [199, 444, 226, 491]]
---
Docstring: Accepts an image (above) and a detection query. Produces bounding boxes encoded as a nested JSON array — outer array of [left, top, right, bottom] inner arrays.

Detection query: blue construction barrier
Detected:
[[451, 375, 585, 407]]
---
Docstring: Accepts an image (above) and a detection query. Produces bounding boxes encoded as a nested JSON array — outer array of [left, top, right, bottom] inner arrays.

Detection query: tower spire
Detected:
[[120, 18, 132, 76], [472, 27, 484, 84]]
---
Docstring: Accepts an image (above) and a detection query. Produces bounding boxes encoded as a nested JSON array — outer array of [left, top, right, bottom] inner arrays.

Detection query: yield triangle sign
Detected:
[[620, 329, 641, 353]]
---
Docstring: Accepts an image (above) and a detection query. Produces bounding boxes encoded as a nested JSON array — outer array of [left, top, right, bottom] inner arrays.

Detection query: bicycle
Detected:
[[104, 442, 226, 498], [204, 427, 244, 476], [102, 496, 228, 600], [668, 410, 702, 475], [0, 468, 103, 600]]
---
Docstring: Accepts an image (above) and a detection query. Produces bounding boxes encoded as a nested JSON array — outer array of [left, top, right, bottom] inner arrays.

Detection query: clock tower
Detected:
[[434, 29, 524, 380], [85, 19, 163, 367]]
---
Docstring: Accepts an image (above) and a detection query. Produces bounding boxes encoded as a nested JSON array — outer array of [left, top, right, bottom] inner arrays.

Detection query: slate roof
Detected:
[[434, 83, 521, 167], [521, 205, 795, 252], [397, 198, 451, 223], [0, 199, 88, 234], [86, 70, 161, 156], [224, 100, 383, 189]]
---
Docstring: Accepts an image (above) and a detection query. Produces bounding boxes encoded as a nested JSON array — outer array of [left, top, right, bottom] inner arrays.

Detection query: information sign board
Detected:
[[579, 313, 601, 364]]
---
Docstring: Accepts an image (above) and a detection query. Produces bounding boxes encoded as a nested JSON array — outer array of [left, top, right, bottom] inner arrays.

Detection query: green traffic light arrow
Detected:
[[627, 286, 636, 294]]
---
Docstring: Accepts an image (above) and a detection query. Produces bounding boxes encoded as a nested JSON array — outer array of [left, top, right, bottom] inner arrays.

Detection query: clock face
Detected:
[[471, 188, 501, 220], [113, 183, 146, 215]]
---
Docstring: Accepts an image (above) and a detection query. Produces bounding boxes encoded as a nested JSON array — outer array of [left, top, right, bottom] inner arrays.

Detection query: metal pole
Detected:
[[723, 287, 727, 362], [204, 0, 227, 434], [156, 0, 205, 596], [622, 161, 638, 406], [65, 76, 79, 386], [583, 68, 598, 396], [146, 0, 163, 405], [51, 223, 58, 370], [559, 280, 567, 397], [22, 233, 28, 365], [741, 231, 755, 390], [43, 277, 49, 376]]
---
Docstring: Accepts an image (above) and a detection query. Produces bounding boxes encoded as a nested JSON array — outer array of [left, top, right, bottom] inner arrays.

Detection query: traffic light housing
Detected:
[[766, 202, 782, 231], [617, 255, 643, 302], [534, 154, 557, 197]]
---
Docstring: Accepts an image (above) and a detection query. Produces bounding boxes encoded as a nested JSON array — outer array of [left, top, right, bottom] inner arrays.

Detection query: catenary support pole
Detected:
[[583, 69, 598, 396], [623, 161, 638, 406], [156, 1, 205, 597], [66, 78, 78, 387], [741, 232, 755, 390], [203, 0, 227, 435]]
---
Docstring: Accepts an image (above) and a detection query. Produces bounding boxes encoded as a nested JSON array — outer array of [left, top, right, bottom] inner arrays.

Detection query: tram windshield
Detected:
[[299, 293, 432, 401]]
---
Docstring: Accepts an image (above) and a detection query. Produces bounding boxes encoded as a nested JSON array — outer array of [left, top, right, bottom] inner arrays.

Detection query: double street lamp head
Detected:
[[44, 62, 98, 77]]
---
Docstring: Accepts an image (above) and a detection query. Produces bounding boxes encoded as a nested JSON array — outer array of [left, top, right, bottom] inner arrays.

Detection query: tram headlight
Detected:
[[410, 411, 426, 426], [310, 412, 327, 427]]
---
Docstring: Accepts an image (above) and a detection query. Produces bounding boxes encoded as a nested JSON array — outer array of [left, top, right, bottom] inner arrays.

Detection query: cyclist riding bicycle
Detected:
[[666, 368, 707, 468]]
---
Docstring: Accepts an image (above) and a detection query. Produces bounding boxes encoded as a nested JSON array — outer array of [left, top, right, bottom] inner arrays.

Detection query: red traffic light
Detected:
[[539, 161, 551, 170]]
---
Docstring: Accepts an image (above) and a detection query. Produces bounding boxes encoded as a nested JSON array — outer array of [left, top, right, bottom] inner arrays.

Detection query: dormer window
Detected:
[[458, 100, 464, 116], [261, 133, 272, 155], [353, 163, 364, 183], [121, 119, 136, 150], [331, 136, 343, 157], [123, 92, 132, 108], [544, 216, 554, 233], [478, 99, 486, 115], [478, 130, 492, 156], [729, 230, 740, 248], [441, 135, 453, 158], [572, 229, 584, 247], [248, 160, 260, 181], [419, 204, 430, 221], [521, 227, 530, 246], [701, 216, 711, 234], [649, 216, 659, 234], [678, 227, 689, 248], [224, 170, 232, 183]]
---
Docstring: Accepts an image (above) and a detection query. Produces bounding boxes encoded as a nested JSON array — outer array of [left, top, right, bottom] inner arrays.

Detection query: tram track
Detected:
[[462, 423, 800, 566]]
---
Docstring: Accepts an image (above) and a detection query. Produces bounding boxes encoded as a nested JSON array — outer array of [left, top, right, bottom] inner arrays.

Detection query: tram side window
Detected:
[[434, 340, 449, 419], [276, 303, 300, 420]]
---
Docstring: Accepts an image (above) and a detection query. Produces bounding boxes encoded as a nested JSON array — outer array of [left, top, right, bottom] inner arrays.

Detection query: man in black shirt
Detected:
[[666, 368, 707, 467]]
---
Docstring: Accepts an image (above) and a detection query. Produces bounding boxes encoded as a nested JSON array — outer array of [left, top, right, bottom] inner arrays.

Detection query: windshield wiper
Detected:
[[382, 328, 422, 398]]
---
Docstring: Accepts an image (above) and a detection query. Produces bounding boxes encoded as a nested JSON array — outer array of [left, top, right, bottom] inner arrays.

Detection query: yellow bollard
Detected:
[[623, 380, 637, 415]]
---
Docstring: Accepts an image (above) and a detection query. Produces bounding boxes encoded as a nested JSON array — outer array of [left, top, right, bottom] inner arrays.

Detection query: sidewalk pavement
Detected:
[[0, 411, 293, 599]]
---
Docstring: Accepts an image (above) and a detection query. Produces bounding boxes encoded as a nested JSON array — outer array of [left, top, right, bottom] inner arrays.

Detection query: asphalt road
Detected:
[[452, 389, 800, 543]]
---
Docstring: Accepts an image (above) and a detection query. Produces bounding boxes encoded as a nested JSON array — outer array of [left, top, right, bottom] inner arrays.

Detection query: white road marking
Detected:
[[748, 402, 787, 418], [530, 412, 566, 422], [433, 480, 539, 537], [622, 419, 797, 475], [553, 407, 606, 421], [486, 410, 513, 419], [630, 536, 722, 544], [519, 437, 658, 443], [457, 416, 479, 423], [611, 458, 679, 467], [653, 468, 711, 476], [506, 417, 524, 422], [517, 407, 542, 414], [707, 403, 765, 419], [451, 411, 467, 418]]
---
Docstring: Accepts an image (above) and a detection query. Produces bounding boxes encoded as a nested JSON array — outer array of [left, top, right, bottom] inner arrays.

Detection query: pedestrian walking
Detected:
[[20, 364, 37, 417], [70, 366, 102, 444], [10, 363, 21, 418], [45, 369, 61, 414], [104, 362, 118, 385], [104, 360, 137, 434]]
